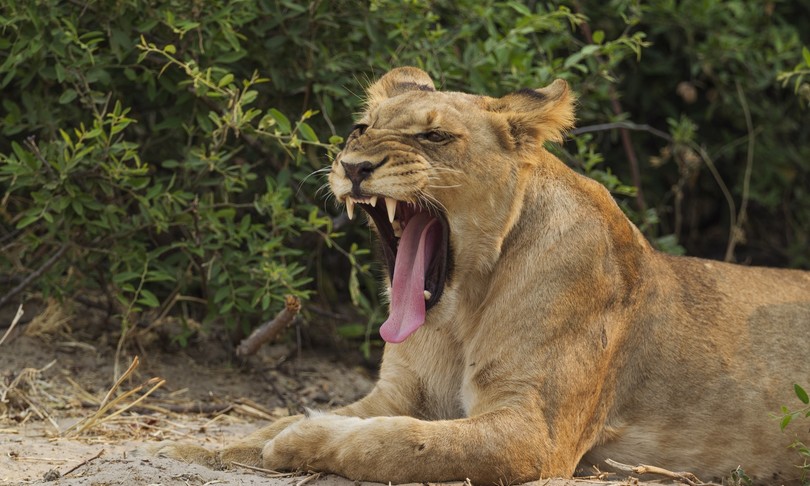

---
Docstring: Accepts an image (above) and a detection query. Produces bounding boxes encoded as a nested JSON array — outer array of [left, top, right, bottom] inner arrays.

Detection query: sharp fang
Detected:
[[423, 290, 432, 301], [385, 197, 397, 223], [370, 195, 378, 207], [346, 198, 355, 220]]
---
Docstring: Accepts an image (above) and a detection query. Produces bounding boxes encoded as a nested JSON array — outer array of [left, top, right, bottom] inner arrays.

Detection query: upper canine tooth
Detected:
[[369, 195, 378, 207], [385, 197, 397, 223], [346, 198, 355, 220]]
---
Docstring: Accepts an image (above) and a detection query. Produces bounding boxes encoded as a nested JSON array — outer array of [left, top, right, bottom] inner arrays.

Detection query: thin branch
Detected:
[[23, 136, 55, 178], [570, 121, 673, 142], [235, 295, 301, 357], [0, 243, 69, 309], [724, 81, 755, 262], [0, 304, 24, 346], [61, 449, 105, 477]]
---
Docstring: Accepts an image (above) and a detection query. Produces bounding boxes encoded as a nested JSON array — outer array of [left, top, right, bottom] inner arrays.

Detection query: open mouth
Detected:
[[345, 195, 450, 343]]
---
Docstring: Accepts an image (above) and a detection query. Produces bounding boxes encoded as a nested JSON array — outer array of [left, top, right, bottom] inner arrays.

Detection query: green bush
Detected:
[[0, 0, 347, 348], [1, 0, 808, 355]]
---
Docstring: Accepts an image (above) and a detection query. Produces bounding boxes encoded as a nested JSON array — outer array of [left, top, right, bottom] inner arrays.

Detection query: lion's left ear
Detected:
[[489, 79, 576, 147]]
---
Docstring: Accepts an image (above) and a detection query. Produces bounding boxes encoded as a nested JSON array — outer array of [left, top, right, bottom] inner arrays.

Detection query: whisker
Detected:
[[297, 167, 333, 195], [315, 182, 333, 199], [429, 166, 464, 174], [426, 184, 463, 189], [417, 191, 449, 216]]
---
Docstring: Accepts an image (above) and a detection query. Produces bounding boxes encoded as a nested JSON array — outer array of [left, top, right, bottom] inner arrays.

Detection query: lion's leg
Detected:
[[262, 408, 567, 484], [159, 368, 424, 469]]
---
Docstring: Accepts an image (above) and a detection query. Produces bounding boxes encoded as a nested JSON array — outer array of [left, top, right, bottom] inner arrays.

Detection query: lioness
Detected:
[[160, 67, 810, 484]]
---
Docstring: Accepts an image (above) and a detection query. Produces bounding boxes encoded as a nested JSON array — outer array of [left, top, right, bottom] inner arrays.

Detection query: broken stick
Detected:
[[605, 458, 706, 486], [235, 295, 301, 357]]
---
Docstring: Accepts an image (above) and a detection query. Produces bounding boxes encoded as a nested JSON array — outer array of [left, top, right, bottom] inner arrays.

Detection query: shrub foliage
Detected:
[[1, 0, 808, 347]]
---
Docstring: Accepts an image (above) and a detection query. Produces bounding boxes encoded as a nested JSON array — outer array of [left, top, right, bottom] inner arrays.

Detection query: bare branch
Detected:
[[0, 243, 69, 310], [605, 458, 713, 486], [235, 295, 301, 357], [724, 81, 755, 262]]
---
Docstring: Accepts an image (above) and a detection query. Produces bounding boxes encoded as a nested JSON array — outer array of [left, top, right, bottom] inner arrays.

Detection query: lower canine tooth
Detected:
[[392, 220, 402, 237], [346, 198, 355, 220], [423, 290, 432, 300]]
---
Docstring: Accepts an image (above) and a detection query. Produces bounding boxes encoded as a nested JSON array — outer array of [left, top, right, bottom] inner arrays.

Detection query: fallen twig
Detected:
[[295, 472, 321, 486], [61, 449, 105, 477], [235, 295, 301, 357], [605, 458, 707, 485], [0, 303, 24, 346], [231, 461, 294, 477]]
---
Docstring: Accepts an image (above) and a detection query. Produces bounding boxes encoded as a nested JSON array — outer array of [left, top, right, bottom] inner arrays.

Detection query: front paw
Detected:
[[262, 413, 362, 472], [155, 442, 223, 469]]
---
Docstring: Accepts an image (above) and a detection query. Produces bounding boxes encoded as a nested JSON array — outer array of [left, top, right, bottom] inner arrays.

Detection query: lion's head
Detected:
[[329, 67, 575, 343]]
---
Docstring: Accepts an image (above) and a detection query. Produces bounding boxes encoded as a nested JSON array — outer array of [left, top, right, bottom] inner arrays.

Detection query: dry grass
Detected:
[[62, 356, 166, 438], [23, 299, 73, 339], [0, 359, 62, 431]]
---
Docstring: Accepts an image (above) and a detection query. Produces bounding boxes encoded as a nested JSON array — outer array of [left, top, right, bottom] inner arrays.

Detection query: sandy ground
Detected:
[[1, 421, 621, 486], [0, 303, 634, 486]]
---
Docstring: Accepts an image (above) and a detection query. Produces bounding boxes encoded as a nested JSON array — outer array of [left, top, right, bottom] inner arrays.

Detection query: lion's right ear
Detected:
[[489, 80, 576, 148], [365, 67, 435, 109]]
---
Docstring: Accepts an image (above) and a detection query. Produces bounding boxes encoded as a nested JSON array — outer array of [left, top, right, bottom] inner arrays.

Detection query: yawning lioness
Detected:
[[160, 67, 810, 485]]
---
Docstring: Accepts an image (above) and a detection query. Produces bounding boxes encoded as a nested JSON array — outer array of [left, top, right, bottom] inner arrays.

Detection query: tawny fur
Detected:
[[159, 67, 810, 485]]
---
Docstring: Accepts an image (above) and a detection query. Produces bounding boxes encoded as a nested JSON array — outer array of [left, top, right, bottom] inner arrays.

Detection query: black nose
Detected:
[[341, 161, 375, 185]]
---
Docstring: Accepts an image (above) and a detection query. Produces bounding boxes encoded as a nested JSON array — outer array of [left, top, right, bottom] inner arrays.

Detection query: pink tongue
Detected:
[[380, 213, 439, 343]]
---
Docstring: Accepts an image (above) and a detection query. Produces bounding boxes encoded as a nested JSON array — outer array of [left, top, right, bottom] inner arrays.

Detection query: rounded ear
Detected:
[[489, 79, 576, 146], [366, 67, 435, 109]]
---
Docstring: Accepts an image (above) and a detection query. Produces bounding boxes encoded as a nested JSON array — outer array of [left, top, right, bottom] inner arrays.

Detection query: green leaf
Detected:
[[803, 46, 810, 67], [241, 89, 258, 105], [581, 45, 600, 57], [268, 108, 291, 133], [113, 271, 141, 283], [261, 293, 270, 311], [780, 414, 792, 431], [138, 289, 160, 308], [59, 89, 77, 104], [218, 73, 234, 88], [16, 214, 40, 229], [213, 286, 230, 304], [328, 135, 344, 145], [298, 122, 318, 142], [164, 44, 176, 54], [592, 30, 605, 45], [796, 384, 809, 404]]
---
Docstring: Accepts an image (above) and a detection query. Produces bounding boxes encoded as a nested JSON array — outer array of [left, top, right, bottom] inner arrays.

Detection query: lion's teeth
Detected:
[[423, 290, 432, 300], [370, 195, 378, 207], [346, 198, 355, 220], [385, 197, 397, 223], [392, 220, 402, 238]]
